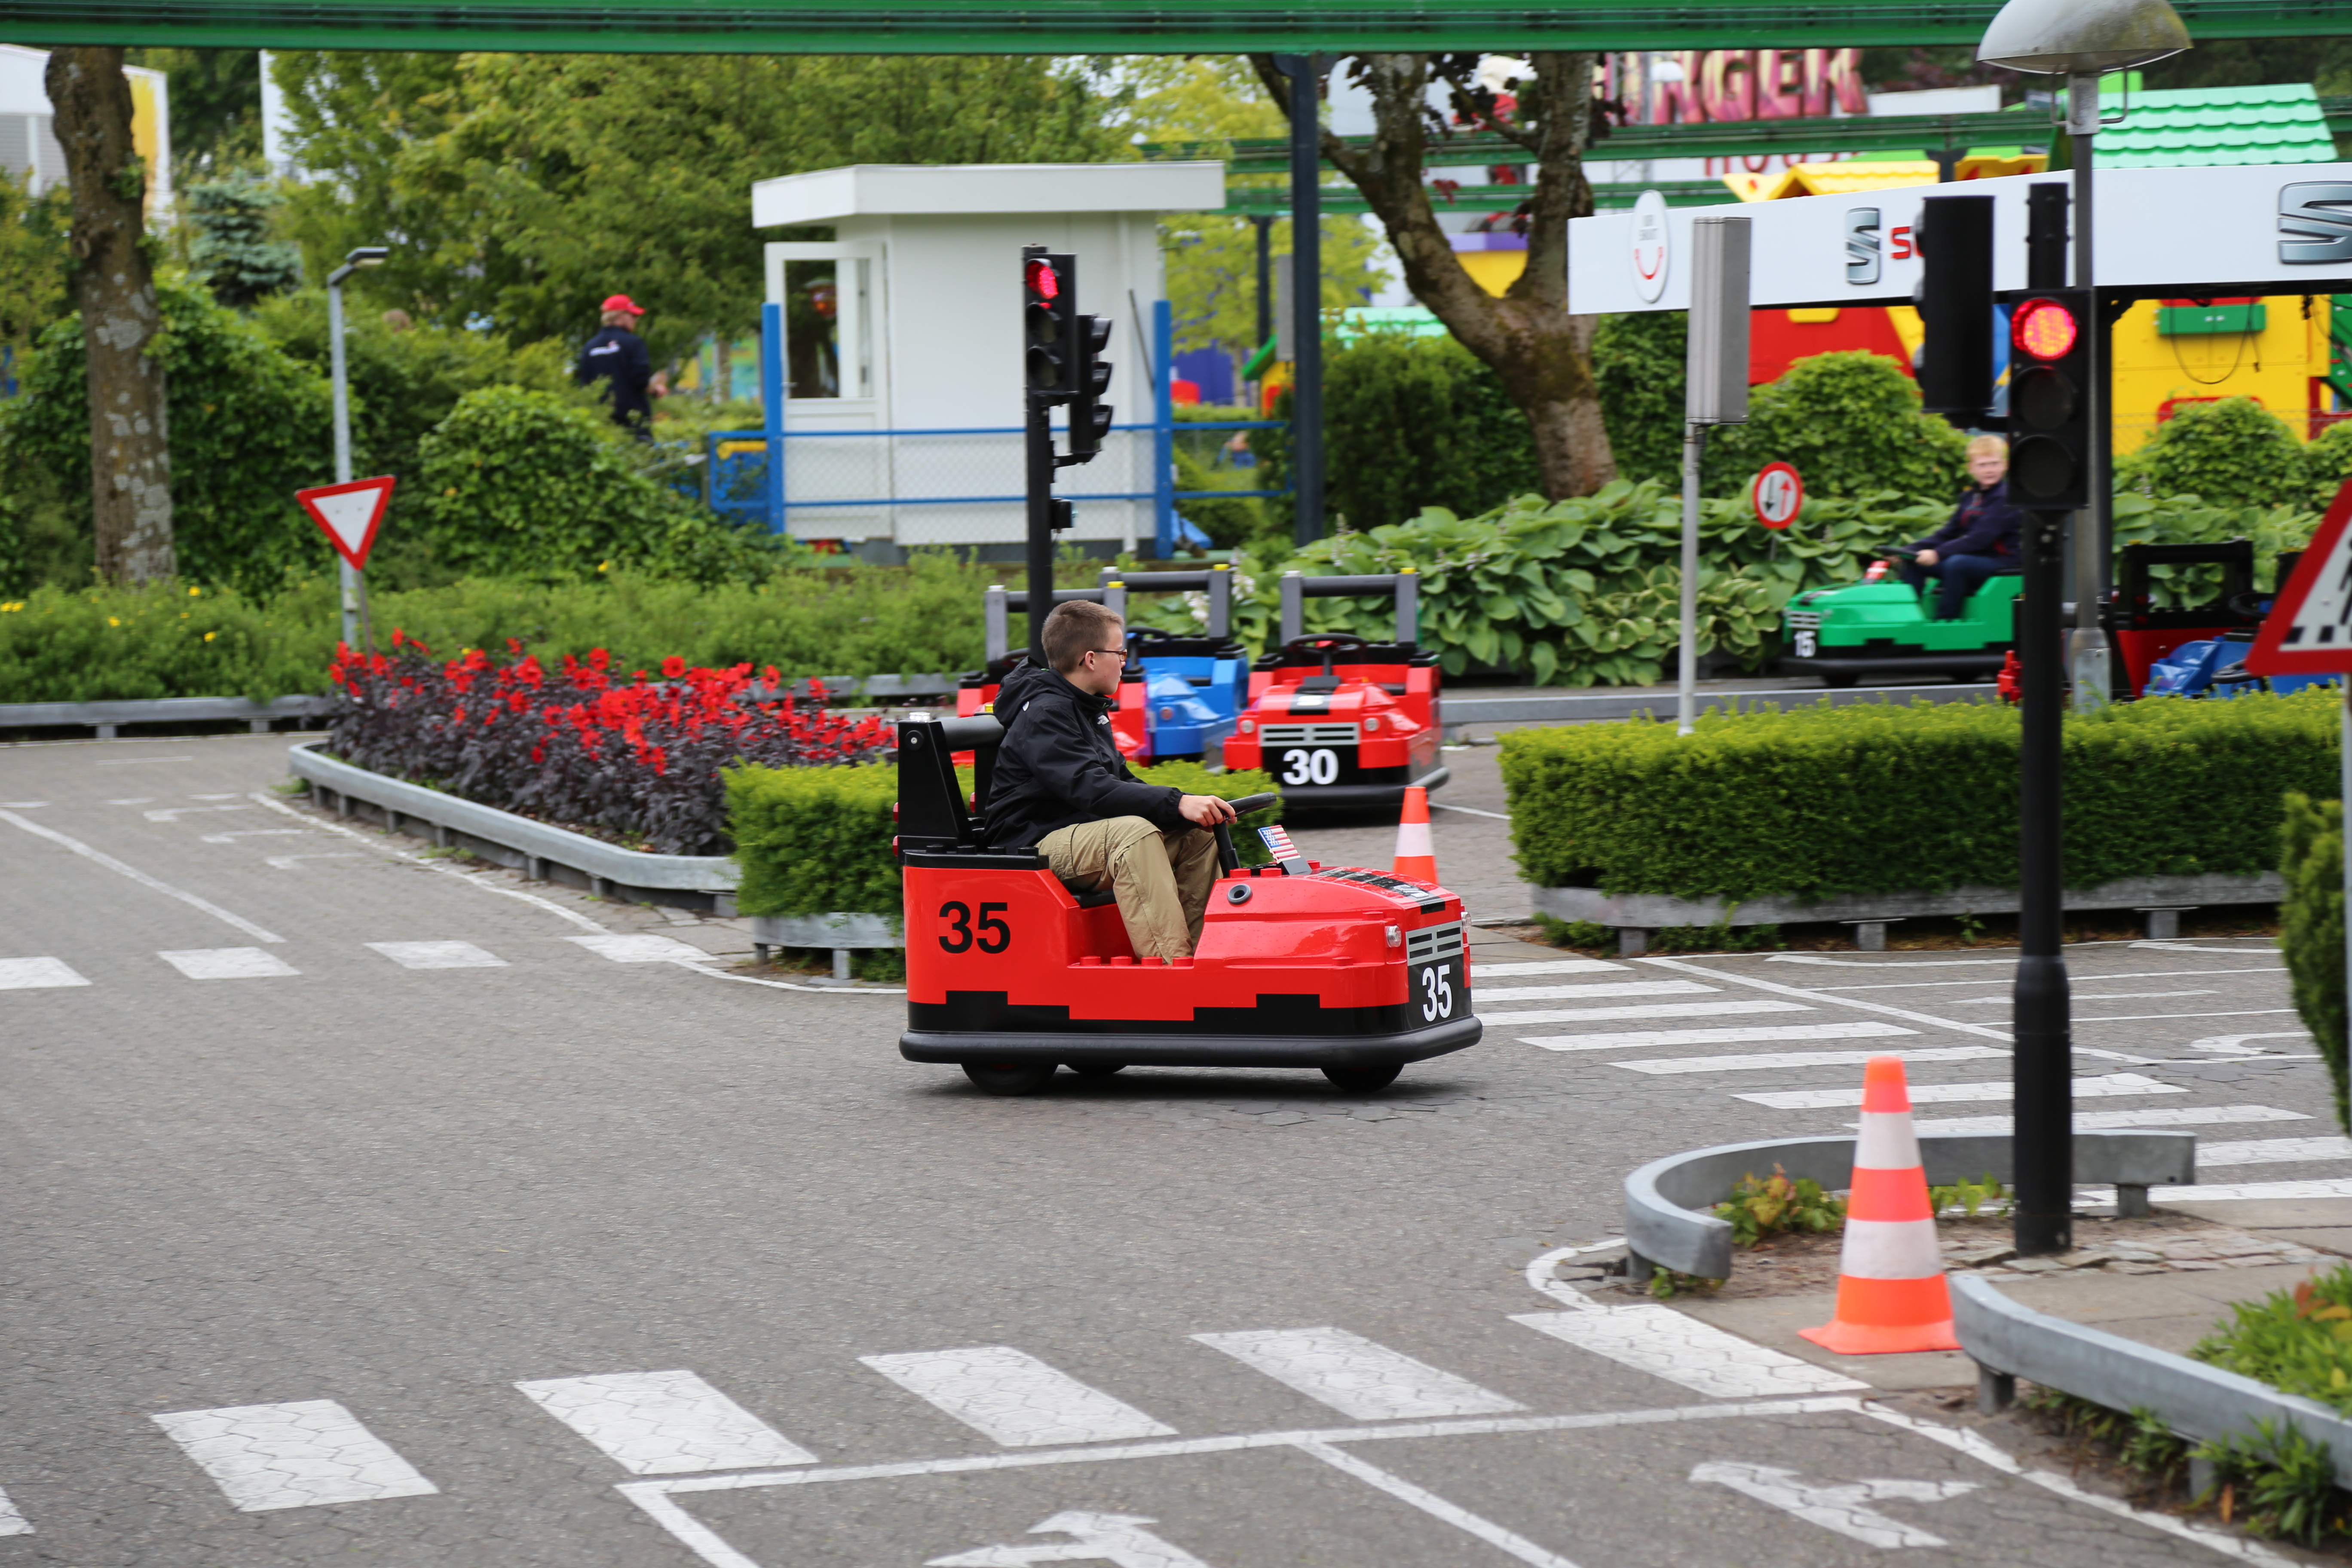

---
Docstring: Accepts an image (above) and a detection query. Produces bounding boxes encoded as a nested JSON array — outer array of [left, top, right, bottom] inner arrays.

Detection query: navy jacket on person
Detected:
[[578, 326, 653, 426], [982, 661, 1184, 851], [1914, 479, 2023, 560]]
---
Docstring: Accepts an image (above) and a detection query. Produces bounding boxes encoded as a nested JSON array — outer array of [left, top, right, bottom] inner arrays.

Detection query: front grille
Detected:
[[1259, 723, 1359, 746], [1784, 611, 1824, 630], [1406, 922, 1464, 965]]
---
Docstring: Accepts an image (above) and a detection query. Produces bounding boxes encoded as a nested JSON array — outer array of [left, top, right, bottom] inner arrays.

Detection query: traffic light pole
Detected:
[[2015, 505, 2074, 1256], [2066, 74, 2110, 712], [1024, 399, 1056, 663], [1278, 53, 1324, 546]]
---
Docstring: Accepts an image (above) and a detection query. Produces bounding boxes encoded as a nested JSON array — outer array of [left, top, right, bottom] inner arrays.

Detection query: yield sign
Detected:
[[2245, 473, 2352, 675], [296, 476, 396, 571]]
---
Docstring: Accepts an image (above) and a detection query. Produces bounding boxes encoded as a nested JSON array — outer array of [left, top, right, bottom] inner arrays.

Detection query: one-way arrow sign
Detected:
[[297, 475, 397, 572], [2247, 474, 2352, 675]]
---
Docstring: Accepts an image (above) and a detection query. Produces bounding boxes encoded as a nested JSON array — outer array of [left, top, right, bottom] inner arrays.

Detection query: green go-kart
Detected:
[[1779, 553, 2021, 687]]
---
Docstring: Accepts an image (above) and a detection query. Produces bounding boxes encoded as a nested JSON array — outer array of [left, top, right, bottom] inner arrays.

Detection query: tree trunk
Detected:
[[48, 46, 174, 583], [1253, 53, 1617, 500]]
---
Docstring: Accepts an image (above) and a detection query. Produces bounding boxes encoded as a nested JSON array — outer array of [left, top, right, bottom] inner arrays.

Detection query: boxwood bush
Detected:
[[1501, 690, 2340, 900], [2282, 791, 2346, 1130]]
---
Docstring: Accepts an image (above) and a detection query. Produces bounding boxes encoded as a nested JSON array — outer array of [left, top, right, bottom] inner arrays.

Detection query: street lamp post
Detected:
[[1978, 0, 2189, 1256], [326, 246, 389, 650]]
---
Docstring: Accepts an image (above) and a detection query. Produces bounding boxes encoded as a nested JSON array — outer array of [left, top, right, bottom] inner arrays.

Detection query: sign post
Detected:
[[1677, 213, 1752, 735], [1750, 462, 1803, 530], [297, 476, 397, 652]]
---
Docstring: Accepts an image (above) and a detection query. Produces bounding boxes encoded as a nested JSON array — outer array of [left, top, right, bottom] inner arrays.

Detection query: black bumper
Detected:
[[1277, 763, 1451, 810], [901, 1014, 1482, 1070], [1779, 654, 2005, 682]]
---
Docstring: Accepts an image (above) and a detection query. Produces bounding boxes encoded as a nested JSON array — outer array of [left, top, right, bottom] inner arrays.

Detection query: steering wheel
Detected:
[[1283, 631, 1369, 681], [1125, 625, 1178, 646], [2226, 590, 2274, 620]]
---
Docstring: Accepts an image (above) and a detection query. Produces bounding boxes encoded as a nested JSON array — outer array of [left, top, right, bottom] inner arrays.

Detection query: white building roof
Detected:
[[751, 161, 1225, 228]]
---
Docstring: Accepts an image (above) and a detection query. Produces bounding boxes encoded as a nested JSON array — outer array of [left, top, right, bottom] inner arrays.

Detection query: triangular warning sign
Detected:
[[296, 476, 397, 572], [2247, 474, 2352, 676]]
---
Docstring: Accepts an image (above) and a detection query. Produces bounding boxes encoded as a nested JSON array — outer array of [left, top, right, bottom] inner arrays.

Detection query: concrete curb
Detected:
[[1443, 683, 1999, 728], [288, 741, 739, 907], [1955, 1273, 2352, 1488], [2, 695, 334, 739], [1625, 1130, 2198, 1282]]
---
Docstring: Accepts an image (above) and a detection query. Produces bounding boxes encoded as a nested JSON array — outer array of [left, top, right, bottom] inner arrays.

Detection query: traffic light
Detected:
[[1022, 247, 1075, 406], [1069, 314, 1113, 460], [2006, 290, 2093, 510], [1916, 194, 1993, 422]]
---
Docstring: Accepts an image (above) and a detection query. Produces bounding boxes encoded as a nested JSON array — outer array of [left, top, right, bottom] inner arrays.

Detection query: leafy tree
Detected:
[[186, 175, 303, 309], [0, 166, 70, 371], [1704, 351, 1967, 503], [2116, 396, 2306, 507], [2303, 420, 2352, 513], [1591, 312, 1687, 488]]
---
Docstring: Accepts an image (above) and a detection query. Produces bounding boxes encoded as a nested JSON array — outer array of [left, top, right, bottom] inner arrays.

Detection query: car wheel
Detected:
[[1323, 1063, 1402, 1093], [1069, 1063, 1127, 1079], [962, 1060, 1056, 1096], [1820, 672, 1857, 689]]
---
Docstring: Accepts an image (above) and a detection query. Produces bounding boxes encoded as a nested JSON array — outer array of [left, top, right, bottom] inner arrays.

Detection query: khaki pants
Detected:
[[1038, 816, 1220, 962]]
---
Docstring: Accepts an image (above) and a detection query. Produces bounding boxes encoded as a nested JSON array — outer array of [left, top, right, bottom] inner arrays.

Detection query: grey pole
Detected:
[[2066, 72, 2110, 711], [1278, 54, 1324, 546], [325, 247, 386, 652], [1677, 424, 1706, 734]]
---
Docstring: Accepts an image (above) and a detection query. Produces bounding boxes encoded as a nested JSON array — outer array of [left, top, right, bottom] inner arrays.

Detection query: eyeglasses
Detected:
[[1088, 647, 1129, 663]]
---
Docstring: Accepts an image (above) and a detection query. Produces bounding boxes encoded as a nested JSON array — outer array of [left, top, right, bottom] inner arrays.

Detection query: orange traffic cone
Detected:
[[1392, 785, 1438, 884], [1800, 1056, 1960, 1355]]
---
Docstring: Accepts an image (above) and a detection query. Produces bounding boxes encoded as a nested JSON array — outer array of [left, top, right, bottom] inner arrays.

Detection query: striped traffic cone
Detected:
[[1800, 1056, 1960, 1355], [1392, 785, 1438, 884]]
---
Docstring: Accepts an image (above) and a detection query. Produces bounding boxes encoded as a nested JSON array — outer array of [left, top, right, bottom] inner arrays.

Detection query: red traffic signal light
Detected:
[[2005, 290, 2092, 510], [1023, 256, 1060, 300], [1023, 248, 1075, 403], [2011, 297, 2079, 361]]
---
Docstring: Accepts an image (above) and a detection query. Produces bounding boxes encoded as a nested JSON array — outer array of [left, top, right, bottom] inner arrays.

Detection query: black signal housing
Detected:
[[2006, 289, 2092, 511]]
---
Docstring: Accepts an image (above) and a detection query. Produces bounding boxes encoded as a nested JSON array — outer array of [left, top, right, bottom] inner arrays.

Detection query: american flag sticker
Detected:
[[1259, 825, 1299, 860]]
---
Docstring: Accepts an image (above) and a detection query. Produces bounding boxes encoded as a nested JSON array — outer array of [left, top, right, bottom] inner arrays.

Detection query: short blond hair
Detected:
[[1043, 600, 1124, 673], [1966, 434, 2009, 460]]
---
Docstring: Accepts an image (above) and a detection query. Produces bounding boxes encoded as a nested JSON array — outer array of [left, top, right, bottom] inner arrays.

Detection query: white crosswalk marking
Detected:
[[1613, 1046, 2007, 1076], [158, 947, 300, 980], [1691, 1461, 1975, 1549], [1950, 990, 2212, 1004], [1473, 980, 1715, 1003], [1483, 1000, 1813, 1026], [1518, 1022, 1916, 1052], [1909, 1105, 2311, 1134], [2197, 1136, 2352, 1167], [368, 941, 506, 971], [2134, 1177, 2352, 1201], [0, 957, 89, 990], [568, 934, 710, 964], [1740, 1072, 2184, 1110], [0, 1485, 29, 1535], [1470, 959, 1628, 978], [514, 1370, 815, 1473], [150, 1400, 437, 1511], [1513, 1310, 1865, 1399], [858, 1347, 1176, 1447], [1190, 1327, 1524, 1421]]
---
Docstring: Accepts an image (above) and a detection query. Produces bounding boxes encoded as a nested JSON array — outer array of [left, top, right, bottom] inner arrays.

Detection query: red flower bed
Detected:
[[326, 633, 891, 854]]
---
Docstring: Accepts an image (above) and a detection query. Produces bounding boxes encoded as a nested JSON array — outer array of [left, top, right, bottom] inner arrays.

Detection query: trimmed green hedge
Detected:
[[1501, 691, 2341, 900], [726, 760, 1283, 919], [2281, 791, 2347, 1130]]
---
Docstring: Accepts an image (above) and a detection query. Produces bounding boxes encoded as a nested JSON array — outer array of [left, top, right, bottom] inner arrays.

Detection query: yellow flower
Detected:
[[204, 631, 217, 642], [598, 560, 613, 573], [108, 616, 120, 628], [187, 585, 201, 597], [0, 602, 20, 612]]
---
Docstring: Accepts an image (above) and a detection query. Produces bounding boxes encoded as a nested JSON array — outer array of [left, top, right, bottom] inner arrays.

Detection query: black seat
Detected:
[[896, 714, 1005, 854]]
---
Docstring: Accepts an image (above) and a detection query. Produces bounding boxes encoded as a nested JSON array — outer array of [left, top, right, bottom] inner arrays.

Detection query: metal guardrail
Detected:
[[0, 695, 334, 739]]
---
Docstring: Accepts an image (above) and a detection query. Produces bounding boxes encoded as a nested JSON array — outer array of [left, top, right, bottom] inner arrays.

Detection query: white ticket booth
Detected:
[[746, 161, 1224, 559]]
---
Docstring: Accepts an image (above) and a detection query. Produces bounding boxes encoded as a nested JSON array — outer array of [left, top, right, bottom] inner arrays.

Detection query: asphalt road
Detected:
[[0, 734, 2328, 1568]]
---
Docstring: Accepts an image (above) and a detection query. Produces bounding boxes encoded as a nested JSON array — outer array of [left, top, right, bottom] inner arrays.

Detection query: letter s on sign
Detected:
[[1889, 225, 1914, 262], [2280, 182, 2352, 265]]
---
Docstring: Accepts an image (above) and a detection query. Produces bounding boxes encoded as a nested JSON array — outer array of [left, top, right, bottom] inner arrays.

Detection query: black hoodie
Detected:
[[981, 660, 1185, 850]]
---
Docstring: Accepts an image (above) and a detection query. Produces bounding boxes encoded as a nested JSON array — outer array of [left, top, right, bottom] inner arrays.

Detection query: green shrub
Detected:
[[2197, 1264, 2352, 1420], [1592, 310, 1688, 488], [2117, 397, 2308, 507], [1500, 690, 2340, 899], [2304, 420, 2352, 514], [1714, 1165, 1845, 1246], [1320, 329, 1539, 530], [726, 756, 1287, 917], [1704, 351, 1969, 502], [0, 581, 333, 704], [2282, 791, 2347, 1130]]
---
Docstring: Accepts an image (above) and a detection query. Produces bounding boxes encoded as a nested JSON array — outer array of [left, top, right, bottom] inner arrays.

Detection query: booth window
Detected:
[[783, 257, 874, 401]]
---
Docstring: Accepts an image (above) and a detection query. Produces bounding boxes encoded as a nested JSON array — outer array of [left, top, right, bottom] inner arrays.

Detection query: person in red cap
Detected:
[[578, 294, 667, 438]]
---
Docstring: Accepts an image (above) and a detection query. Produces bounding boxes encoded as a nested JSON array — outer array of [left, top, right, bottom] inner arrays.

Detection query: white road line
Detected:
[[1742, 1072, 2183, 1110], [2193, 1033, 2311, 1055], [1908, 1105, 2311, 1134], [1485, 1000, 1814, 1026], [2143, 1178, 2352, 1202], [1636, 957, 2008, 1041], [1690, 1461, 1975, 1549], [858, 1347, 1176, 1448], [189, 793, 243, 800], [149, 1400, 438, 1511], [1821, 969, 2282, 990], [1766, 955, 2013, 968], [569, 933, 714, 964], [1948, 990, 2214, 1004], [103, 797, 154, 804], [0, 808, 285, 943], [1512, 1310, 1866, 1399], [199, 830, 315, 843], [2076, 1009, 2301, 1023], [0, 1485, 27, 1535], [1191, 1327, 1525, 1421], [1612, 1046, 2006, 1075], [1292, 1440, 1580, 1568], [1470, 959, 1629, 978], [0, 800, 49, 808], [367, 941, 506, 971], [514, 1370, 817, 1474], [94, 756, 192, 765], [1429, 802, 1512, 820], [1519, 1022, 1915, 1053], [158, 947, 300, 981], [266, 853, 371, 869], [2194, 1137, 2352, 1167], [144, 805, 253, 822], [0, 957, 90, 990], [1476, 980, 1716, 1002]]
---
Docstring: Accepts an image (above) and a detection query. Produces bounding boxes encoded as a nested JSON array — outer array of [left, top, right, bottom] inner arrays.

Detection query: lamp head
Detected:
[[1977, 0, 2190, 74], [328, 245, 391, 287]]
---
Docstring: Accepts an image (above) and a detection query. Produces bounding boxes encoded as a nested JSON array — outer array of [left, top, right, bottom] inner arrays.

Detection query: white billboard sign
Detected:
[[1570, 163, 2352, 312]]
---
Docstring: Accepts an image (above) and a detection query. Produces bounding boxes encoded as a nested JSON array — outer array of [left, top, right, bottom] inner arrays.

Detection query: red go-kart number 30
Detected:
[[939, 900, 1011, 954]]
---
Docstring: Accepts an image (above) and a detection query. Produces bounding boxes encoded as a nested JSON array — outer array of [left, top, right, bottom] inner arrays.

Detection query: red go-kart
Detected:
[[894, 714, 1481, 1096], [1222, 632, 1447, 809]]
